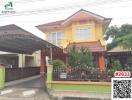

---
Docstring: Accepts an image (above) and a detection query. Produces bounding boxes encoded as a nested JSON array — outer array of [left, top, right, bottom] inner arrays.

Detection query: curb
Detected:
[[47, 89, 59, 100], [47, 89, 111, 100], [0, 97, 34, 100]]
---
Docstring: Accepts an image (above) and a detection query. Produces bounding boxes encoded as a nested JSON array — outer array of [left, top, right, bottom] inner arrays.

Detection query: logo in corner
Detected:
[[4, 1, 13, 10], [1, 1, 16, 14]]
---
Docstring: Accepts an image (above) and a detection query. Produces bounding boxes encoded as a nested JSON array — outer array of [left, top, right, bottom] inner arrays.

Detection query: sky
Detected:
[[0, 0, 132, 53], [0, 0, 132, 27]]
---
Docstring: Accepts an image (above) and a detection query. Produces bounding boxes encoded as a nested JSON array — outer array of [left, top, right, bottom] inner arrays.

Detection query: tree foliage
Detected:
[[105, 24, 132, 50], [104, 25, 120, 41], [68, 44, 79, 67], [53, 59, 65, 69], [110, 59, 121, 71], [68, 44, 94, 67]]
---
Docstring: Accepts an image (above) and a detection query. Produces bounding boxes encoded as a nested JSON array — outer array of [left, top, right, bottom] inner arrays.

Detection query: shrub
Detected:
[[68, 44, 94, 67], [53, 59, 65, 69], [111, 59, 121, 71]]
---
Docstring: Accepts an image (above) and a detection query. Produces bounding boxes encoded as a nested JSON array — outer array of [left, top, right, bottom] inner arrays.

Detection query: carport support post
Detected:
[[40, 49, 46, 79], [18, 54, 25, 68], [46, 46, 53, 89], [50, 46, 53, 64]]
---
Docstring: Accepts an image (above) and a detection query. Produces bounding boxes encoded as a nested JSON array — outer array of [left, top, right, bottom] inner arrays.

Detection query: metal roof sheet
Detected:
[[0, 24, 56, 54]]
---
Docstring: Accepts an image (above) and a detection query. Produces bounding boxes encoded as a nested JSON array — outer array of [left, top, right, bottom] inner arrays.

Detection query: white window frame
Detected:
[[75, 27, 92, 40], [47, 32, 64, 46]]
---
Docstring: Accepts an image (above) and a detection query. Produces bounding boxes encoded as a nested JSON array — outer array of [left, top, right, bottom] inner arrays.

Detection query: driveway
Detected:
[[0, 76, 51, 100], [0, 76, 109, 100]]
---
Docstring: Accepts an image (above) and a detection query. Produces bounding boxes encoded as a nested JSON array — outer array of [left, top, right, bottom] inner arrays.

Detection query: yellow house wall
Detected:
[[71, 21, 96, 43], [95, 22, 106, 46], [64, 25, 72, 47], [45, 20, 105, 48]]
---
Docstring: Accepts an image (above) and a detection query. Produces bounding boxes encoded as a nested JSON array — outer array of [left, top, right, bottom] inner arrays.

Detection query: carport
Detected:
[[0, 24, 56, 78]]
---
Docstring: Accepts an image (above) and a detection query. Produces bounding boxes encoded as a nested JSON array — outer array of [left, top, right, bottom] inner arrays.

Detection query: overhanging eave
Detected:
[[0, 24, 57, 54]]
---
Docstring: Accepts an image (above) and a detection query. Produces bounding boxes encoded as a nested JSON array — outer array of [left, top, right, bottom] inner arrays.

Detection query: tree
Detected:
[[68, 44, 79, 67], [68, 44, 94, 67], [105, 24, 132, 50], [104, 25, 120, 41], [79, 48, 94, 67], [116, 33, 132, 50], [85, 49, 94, 67]]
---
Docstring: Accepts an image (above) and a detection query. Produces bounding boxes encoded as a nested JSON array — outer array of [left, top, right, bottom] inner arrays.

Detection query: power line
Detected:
[[114, 17, 132, 20], [1, 4, 132, 18], [0, 0, 131, 18], [0, 9, 132, 22], [14, 0, 132, 10], [12, 0, 131, 5], [2, 0, 47, 4]]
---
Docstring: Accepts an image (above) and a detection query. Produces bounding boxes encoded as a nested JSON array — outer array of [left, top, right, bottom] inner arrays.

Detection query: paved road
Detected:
[[11, 77, 45, 88], [0, 77, 51, 100], [0, 77, 109, 100]]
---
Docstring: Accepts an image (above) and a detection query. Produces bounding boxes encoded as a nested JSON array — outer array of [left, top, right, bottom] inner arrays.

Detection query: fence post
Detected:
[[47, 65, 53, 89], [40, 49, 46, 79], [0, 65, 5, 89]]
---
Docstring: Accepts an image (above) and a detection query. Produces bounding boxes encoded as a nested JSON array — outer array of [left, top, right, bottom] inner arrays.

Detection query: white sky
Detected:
[[0, 0, 132, 53], [0, 0, 132, 27]]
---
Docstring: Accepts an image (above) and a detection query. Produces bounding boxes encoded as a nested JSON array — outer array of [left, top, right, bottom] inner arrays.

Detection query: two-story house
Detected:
[[37, 9, 112, 71]]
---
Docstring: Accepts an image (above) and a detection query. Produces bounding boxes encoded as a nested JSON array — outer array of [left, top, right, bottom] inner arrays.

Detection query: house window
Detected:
[[47, 32, 64, 46], [76, 28, 92, 40]]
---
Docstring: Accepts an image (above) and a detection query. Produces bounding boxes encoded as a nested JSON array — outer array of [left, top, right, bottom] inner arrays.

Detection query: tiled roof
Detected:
[[66, 41, 105, 52], [37, 9, 112, 28], [108, 46, 131, 53], [38, 20, 65, 27]]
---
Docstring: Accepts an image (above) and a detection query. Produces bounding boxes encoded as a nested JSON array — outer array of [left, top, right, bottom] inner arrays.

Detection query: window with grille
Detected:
[[47, 32, 64, 46], [76, 28, 92, 40]]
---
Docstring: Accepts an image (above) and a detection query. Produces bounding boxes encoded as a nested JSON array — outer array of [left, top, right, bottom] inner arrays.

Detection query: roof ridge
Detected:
[[66, 41, 105, 52], [37, 20, 65, 27], [68, 41, 100, 44], [36, 9, 111, 27]]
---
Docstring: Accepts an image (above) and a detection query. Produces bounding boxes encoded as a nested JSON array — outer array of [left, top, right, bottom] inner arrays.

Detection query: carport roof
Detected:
[[0, 24, 56, 54]]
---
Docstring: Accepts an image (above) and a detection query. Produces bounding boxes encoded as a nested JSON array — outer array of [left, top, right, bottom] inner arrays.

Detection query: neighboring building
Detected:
[[0, 24, 48, 68], [107, 46, 132, 68], [37, 9, 112, 70], [0, 51, 41, 68]]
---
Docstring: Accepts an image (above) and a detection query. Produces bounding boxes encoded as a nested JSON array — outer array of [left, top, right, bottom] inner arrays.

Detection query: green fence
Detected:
[[0, 66, 5, 89]]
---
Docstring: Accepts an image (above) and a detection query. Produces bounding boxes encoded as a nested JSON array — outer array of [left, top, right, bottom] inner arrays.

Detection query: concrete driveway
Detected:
[[0, 76, 51, 100], [0, 76, 110, 100]]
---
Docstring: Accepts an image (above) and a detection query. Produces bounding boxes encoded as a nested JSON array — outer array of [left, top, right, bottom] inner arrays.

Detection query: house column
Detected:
[[40, 49, 46, 78], [18, 54, 25, 68], [98, 52, 105, 71]]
